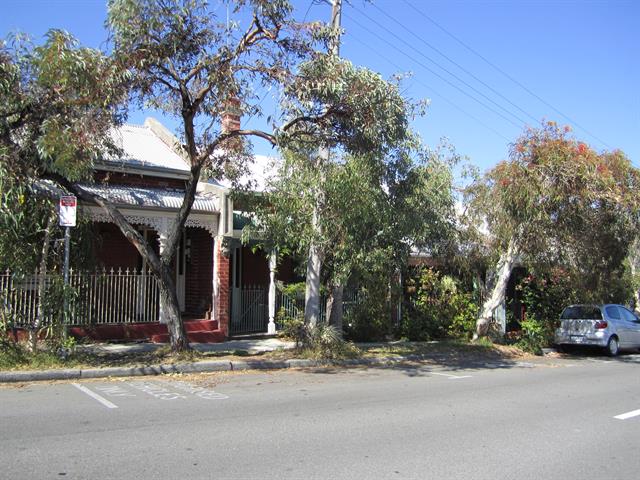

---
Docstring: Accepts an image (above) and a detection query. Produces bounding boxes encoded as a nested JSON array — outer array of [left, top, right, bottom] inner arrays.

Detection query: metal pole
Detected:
[[62, 226, 70, 338]]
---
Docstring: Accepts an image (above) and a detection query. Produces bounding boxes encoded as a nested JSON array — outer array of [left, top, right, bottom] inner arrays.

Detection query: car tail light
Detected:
[[595, 321, 608, 329]]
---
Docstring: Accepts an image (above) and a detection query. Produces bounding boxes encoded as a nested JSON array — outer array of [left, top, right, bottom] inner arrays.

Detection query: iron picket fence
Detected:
[[0, 268, 161, 327], [230, 285, 268, 334], [273, 287, 364, 325]]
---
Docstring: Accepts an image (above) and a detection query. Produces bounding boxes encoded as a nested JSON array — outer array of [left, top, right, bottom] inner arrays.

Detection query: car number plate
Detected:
[[570, 335, 584, 343]]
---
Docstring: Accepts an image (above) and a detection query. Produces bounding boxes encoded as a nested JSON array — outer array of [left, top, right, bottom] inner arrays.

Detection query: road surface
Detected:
[[1, 353, 639, 479]]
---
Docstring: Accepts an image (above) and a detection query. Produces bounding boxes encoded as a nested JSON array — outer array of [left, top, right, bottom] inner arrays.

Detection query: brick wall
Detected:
[[241, 246, 269, 286], [239, 248, 299, 286], [184, 228, 213, 318], [94, 171, 186, 189], [93, 223, 141, 269], [215, 238, 230, 337]]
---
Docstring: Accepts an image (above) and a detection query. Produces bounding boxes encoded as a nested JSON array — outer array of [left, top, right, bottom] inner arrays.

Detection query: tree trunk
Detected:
[[630, 241, 640, 312], [158, 264, 189, 352], [305, 160, 325, 328], [304, 236, 322, 327], [52, 184, 190, 350], [326, 283, 344, 335], [30, 214, 55, 352], [50, 168, 202, 352], [475, 238, 519, 338], [303, 0, 341, 327]]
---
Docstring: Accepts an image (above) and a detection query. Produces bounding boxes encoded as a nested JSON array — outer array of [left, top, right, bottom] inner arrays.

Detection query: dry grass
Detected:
[[1, 338, 530, 372]]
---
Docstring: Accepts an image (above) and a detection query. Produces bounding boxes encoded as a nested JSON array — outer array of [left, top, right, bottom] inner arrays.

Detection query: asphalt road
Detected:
[[1, 353, 639, 480]]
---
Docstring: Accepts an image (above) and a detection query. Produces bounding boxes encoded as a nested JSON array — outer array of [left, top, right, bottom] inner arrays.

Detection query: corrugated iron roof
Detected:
[[101, 119, 281, 193], [78, 183, 219, 213], [103, 123, 190, 174]]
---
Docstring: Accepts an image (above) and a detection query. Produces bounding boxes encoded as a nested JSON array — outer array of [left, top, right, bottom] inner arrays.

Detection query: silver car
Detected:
[[554, 304, 640, 356]]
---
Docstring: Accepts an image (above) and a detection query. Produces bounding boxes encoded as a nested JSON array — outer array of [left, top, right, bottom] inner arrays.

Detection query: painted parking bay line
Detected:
[[72, 383, 118, 409], [165, 380, 229, 400], [614, 409, 640, 420], [430, 372, 472, 380]]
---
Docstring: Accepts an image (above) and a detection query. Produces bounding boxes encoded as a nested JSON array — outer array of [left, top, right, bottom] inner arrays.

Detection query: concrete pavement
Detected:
[[77, 337, 296, 355], [0, 338, 297, 382]]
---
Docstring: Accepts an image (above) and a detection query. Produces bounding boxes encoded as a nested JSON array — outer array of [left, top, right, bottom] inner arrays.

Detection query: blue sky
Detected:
[[2, 0, 638, 172]]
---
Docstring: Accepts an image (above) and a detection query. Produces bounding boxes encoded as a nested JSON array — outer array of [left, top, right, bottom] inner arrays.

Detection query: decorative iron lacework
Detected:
[[86, 211, 218, 237]]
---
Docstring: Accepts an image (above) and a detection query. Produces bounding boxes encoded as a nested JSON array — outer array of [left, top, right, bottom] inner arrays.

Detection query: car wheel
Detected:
[[606, 336, 620, 357]]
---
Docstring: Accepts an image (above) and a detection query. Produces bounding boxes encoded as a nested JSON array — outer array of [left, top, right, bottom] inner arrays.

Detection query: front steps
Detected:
[[68, 319, 225, 344], [150, 320, 226, 343]]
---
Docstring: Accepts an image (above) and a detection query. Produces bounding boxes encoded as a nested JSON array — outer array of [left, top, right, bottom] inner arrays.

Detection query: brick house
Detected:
[[75, 116, 297, 343]]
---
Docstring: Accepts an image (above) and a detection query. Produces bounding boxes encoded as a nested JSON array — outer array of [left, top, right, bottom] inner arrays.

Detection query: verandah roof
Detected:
[[34, 180, 219, 213], [78, 183, 219, 213]]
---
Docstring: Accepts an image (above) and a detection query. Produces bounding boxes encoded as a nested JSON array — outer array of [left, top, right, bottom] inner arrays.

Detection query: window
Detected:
[[561, 305, 602, 320], [619, 306, 638, 322], [605, 306, 621, 320]]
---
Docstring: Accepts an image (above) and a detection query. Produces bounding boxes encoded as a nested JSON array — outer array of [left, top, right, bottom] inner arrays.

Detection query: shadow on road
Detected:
[[303, 348, 530, 378], [557, 347, 640, 364]]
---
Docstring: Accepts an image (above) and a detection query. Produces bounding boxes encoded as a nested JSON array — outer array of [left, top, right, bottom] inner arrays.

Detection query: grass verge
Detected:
[[1, 338, 529, 372]]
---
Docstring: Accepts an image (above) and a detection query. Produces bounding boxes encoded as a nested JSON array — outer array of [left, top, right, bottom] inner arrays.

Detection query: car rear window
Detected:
[[560, 305, 602, 320]]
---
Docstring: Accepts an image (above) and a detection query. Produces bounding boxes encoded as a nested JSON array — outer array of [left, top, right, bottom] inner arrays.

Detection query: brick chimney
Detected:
[[221, 97, 241, 134]]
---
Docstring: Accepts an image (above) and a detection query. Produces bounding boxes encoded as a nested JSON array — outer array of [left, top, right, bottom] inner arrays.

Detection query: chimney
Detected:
[[221, 97, 241, 134]]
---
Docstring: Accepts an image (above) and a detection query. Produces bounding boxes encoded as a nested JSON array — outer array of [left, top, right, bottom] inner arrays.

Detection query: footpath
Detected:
[[0, 338, 544, 383]]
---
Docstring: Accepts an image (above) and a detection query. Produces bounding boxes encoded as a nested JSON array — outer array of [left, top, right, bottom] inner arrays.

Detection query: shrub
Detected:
[[343, 289, 392, 342], [447, 293, 479, 340], [401, 267, 478, 341], [276, 307, 305, 347], [517, 269, 578, 346], [515, 318, 545, 355], [279, 282, 306, 300], [301, 323, 360, 360]]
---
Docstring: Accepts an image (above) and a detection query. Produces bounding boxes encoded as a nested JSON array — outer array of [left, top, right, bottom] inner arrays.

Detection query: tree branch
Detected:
[[281, 106, 348, 133], [197, 129, 276, 165], [41, 173, 164, 277], [162, 163, 202, 264]]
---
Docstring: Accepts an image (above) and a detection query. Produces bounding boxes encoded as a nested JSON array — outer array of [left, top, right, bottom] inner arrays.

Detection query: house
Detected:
[[61, 114, 298, 343]]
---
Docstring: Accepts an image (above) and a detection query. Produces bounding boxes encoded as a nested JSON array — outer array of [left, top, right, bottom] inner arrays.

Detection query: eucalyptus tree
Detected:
[[248, 138, 457, 333], [466, 122, 640, 337], [99, 0, 413, 350], [629, 240, 640, 311], [1, 30, 127, 348], [3, 0, 414, 351]]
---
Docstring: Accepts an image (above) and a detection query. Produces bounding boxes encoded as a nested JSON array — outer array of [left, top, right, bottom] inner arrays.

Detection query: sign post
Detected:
[[59, 195, 77, 336]]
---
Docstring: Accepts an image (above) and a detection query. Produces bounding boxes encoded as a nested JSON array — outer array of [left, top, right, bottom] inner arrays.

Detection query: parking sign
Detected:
[[59, 195, 77, 227]]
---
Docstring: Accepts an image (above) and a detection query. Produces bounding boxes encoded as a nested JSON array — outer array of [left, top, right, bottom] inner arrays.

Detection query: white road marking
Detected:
[[614, 409, 640, 420], [430, 372, 472, 380], [167, 381, 229, 400], [516, 362, 535, 368], [94, 385, 136, 397], [72, 383, 119, 409], [127, 382, 187, 400]]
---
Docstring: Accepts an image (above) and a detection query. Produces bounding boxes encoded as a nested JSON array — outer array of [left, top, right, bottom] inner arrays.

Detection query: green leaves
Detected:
[[282, 54, 409, 156], [249, 135, 457, 291], [1, 31, 125, 182], [0, 30, 125, 271], [466, 122, 640, 303]]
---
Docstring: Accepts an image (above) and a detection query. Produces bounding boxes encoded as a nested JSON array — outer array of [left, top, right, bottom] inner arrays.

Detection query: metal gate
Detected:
[[230, 285, 269, 335]]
